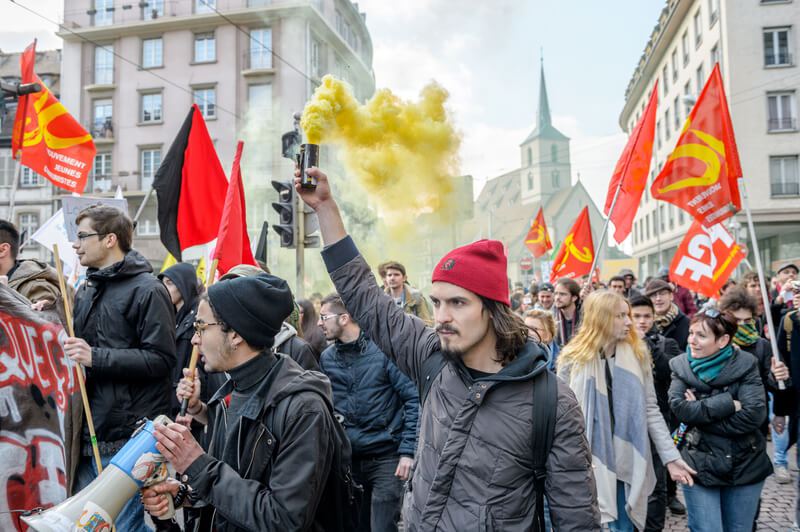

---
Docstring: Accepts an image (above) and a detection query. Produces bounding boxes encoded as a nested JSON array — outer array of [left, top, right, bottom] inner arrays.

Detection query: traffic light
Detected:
[[271, 180, 296, 248]]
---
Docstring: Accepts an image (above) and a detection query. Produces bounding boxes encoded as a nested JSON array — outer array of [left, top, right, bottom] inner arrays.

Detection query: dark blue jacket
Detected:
[[320, 332, 419, 457]]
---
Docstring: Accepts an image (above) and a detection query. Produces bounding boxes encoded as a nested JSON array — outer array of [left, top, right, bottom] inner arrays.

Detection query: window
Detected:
[[193, 87, 216, 119], [196, 0, 215, 13], [646, 214, 650, 240], [770, 155, 800, 196], [708, 0, 719, 26], [656, 120, 662, 149], [141, 93, 163, 123], [664, 108, 671, 140], [671, 49, 678, 80], [768, 92, 797, 131], [20, 166, 43, 187], [694, 10, 703, 47], [673, 96, 681, 130], [0, 151, 13, 186], [710, 43, 720, 67], [90, 153, 112, 193], [764, 28, 792, 66], [93, 0, 113, 26], [682, 31, 690, 65], [142, 38, 163, 69], [662, 65, 669, 95], [551, 170, 559, 188], [92, 99, 113, 138], [669, 204, 675, 230], [310, 36, 324, 78], [696, 63, 705, 93], [18, 213, 39, 237], [679, 208, 685, 225], [249, 28, 272, 69], [551, 144, 558, 162], [140, 148, 161, 190], [527, 147, 532, 166], [527, 172, 533, 190], [194, 33, 216, 63], [136, 219, 160, 236], [142, 0, 164, 20], [94, 45, 114, 85], [248, 84, 272, 120]]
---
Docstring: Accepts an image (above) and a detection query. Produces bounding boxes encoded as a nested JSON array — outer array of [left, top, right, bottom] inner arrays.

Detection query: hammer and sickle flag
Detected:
[[549, 206, 595, 283], [11, 41, 95, 194], [651, 64, 741, 227], [524, 207, 553, 258]]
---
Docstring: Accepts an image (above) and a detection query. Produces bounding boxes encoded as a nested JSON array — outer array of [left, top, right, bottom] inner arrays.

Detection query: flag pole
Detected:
[[179, 257, 219, 417], [738, 177, 785, 389], [52, 243, 104, 473], [589, 174, 624, 281]]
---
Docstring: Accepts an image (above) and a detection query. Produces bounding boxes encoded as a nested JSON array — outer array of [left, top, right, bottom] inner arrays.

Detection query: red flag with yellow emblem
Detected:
[[549, 206, 594, 283], [651, 64, 741, 226], [12, 41, 95, 194], [524, 207, 552, 258]]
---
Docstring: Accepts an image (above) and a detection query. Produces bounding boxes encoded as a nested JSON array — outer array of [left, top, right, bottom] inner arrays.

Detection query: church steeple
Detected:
[[538, 57, 552, 131]]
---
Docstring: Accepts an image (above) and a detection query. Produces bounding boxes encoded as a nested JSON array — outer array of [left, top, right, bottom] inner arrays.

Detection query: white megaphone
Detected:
[[22, 415, 174, 531]]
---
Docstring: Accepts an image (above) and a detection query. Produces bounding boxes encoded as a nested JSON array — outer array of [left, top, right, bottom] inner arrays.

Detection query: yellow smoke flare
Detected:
[[301, 75, 461, 226]]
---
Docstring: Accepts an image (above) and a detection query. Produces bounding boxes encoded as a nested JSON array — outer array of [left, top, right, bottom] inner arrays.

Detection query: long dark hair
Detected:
[[481, 296, 529, 365]]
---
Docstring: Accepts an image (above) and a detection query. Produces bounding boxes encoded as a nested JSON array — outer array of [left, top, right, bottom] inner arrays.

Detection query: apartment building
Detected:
[[620, 0, 800, 277], [59, 0, 375, 263]]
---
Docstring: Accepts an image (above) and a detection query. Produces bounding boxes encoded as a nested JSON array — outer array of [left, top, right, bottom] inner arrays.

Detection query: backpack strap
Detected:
[[531, 369, 558, 532], [418, 352, 448, 406]]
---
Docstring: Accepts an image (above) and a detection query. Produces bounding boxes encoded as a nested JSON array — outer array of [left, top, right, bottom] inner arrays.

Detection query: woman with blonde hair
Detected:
[[557, 290, 695, 531]]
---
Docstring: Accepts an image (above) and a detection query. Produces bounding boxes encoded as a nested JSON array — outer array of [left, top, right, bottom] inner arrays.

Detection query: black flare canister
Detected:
[[299, 143, 319, 188]]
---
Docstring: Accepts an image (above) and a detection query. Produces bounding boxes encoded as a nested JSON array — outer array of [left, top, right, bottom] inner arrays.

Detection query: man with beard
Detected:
[[608, 276, 627, 297], [294, 166, 599, 531], [554, 278, 581, 346], [318, 293, 418, 532]]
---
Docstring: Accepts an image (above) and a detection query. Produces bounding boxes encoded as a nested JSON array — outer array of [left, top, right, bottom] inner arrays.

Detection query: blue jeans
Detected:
[[75, 454, 151, 532], [607, 480, 635, 532], [770, 393, 789, 467], [683, 481, 764, 532], [352, 454, 404, 532]]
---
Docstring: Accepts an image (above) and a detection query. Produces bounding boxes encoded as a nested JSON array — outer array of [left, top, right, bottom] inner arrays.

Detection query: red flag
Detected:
[[605, 81, 657, 244], [550, 207, 595, 283], [669, 220, 745, 298], [524, 207, 553, 258], [153, 105, 229, 261], [12, 41, 96, 193], [213, 141, 257, 275], [651, 64, 742, 226]]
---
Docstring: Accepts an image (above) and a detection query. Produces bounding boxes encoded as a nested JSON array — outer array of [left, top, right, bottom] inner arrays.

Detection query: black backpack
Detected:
[[419, 353, 557, 532]]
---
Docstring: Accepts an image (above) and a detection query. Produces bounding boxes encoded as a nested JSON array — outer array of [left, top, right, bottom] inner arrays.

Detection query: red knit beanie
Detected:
[[431, 239, 510, 305]]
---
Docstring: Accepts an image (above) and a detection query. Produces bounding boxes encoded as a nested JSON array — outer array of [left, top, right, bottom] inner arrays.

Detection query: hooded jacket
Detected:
[[669, 348, 773, 487], [321, 236, 600, 531], [8, 258, 72, 326], [183, 353, 335, 532], [72, 250, 176, 448]]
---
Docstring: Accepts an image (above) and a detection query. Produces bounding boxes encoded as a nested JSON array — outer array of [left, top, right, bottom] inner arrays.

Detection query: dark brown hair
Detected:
[[718, 286, 759, 316], [482, 296, 529, 365], [0, 219, 20, 258], [690, 308, 738, 341], [378, 260, 406, 278], [555, 277, 580, 298], [75, 204, 133, 253], [321, 293, 347, 315]]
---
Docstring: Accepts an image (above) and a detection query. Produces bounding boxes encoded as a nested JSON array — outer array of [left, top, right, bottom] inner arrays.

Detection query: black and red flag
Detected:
[[153, 104, 228, 261]]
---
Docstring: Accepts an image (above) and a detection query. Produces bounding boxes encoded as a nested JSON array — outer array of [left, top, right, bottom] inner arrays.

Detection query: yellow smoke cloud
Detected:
[[301, 75, 461, 227]]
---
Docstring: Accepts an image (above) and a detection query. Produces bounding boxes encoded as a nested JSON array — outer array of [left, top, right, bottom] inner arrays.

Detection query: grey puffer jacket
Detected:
[[322, 236, 600, 531]]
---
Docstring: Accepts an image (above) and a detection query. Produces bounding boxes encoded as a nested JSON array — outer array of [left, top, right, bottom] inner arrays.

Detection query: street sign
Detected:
[[520, 256, 533, 271]]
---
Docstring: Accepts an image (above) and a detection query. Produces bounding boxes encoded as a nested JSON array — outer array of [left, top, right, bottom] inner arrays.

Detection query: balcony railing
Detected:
[[771, 181, 800, 196], [765, 52, 793, 66], [768, 117, 797, 131], [90, 176, 112, 194], [243, 50, 273, 70]]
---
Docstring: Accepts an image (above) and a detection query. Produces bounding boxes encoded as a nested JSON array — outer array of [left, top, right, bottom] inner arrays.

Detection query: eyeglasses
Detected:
[[319, 313, 341, 321], [193, 320, 224, 335], [75, 232, 107, 242], [702, 307, 721, 318]]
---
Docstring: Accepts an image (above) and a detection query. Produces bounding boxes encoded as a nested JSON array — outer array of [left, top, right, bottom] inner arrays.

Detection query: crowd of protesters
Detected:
[[1, 164, 799, 532]]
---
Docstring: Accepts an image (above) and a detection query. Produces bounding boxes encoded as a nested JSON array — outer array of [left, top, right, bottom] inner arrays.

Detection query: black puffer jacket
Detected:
[[72, 250, 176, 446], [669, 348, 773, 487], [645, 329, 681, 424], [659, 311, 689, 351]]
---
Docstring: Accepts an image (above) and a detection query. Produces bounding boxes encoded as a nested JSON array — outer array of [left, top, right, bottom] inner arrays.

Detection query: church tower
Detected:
[[519, 60, 572, 204]]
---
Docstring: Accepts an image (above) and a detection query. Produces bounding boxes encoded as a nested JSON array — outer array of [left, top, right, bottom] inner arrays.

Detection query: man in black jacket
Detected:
[[319, 293, 419, 532], [142, 273, 336, 531], [66, 205, 176, 531], [630, 296, 682, 531]]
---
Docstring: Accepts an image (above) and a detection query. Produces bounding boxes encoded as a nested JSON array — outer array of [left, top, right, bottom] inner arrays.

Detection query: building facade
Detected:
[[621, 0, 800, 278], [59, 0, 375, 264], [0, 48, 62, 261]]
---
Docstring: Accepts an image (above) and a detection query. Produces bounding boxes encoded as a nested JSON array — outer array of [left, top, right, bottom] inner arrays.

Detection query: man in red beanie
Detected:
[[295, 167, 600, 531]]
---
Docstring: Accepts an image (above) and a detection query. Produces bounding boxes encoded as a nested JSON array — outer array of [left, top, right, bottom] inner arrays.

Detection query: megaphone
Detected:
[[23, 415, 174, 531]]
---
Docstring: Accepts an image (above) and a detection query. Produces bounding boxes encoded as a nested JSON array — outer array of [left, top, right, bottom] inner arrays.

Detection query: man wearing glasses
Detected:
[[65, 204, 176, 531]]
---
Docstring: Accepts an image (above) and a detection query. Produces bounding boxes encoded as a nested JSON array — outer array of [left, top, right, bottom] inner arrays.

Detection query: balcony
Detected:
[[771, 181, 800, 196], [242, 50, 274, 76], [768, 117, 797, 131]]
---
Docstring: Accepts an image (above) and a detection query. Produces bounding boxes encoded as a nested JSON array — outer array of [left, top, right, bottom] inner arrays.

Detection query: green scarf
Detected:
[[733, 322, 760, 347], [687, 344, 734, 384]]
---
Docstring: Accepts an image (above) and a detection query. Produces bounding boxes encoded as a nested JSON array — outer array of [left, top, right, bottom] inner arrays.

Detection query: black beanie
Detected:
[[207, 273, 294, 348]]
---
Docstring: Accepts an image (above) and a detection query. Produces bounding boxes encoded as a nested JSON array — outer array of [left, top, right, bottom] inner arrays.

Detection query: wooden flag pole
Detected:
[[53, 244, 104, 473], [179, 258, 219, 416], [738, 178, 785, 390]]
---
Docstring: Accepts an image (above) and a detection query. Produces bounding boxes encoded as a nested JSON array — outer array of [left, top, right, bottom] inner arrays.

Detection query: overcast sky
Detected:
[[1, 0, 665, 241]]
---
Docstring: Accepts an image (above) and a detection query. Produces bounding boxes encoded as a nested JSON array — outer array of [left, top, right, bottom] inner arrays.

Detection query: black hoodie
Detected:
[[72, 250, 176, 448]]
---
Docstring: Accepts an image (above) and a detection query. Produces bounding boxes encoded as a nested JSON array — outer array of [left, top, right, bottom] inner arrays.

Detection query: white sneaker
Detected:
[[775, 464, 792, 484]]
